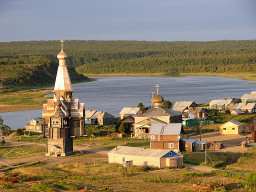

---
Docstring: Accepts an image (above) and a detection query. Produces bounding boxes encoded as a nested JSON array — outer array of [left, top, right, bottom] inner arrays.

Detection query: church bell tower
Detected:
[[43, 40, 85, 157]]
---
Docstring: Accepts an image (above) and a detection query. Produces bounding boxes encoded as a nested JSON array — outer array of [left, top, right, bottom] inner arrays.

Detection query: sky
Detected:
[[0, 0, 256, 42]]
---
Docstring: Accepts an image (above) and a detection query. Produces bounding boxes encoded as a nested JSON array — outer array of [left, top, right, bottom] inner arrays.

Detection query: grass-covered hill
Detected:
[[0, 40, 256, 88]]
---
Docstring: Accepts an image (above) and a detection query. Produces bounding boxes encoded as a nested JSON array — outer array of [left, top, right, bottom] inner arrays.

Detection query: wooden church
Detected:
[[42, 41, 85, 157]]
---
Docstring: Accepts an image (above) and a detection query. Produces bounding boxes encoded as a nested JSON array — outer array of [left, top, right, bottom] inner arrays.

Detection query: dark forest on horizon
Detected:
[[0, 40, 256, 88]]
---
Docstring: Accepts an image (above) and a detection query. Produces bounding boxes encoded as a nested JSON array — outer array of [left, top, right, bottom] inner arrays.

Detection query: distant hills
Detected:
[[0, 40, 255, 88]]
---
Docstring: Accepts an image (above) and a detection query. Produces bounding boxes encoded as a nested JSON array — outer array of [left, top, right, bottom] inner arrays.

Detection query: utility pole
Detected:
[[199, 121, 202, 141], [205, 142, 207, 164]]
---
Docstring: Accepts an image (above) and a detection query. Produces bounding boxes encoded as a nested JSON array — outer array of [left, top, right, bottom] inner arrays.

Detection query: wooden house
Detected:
[[108, 146, 183, 168], [119, 107, 141, 119], [85, 110, 116, 125], [187, 107, 207, 119], [220, 119, 244, 135], [25, 118, 44, 133], [150, 123, 183, 152], [209, 98, 235, 110], [241, 103, 256, 114], [172, 101, 198, 113], [241, 92, 256, 103]]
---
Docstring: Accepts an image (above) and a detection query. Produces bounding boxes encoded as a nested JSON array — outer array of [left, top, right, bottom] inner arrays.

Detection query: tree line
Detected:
[[0, 40, 255, 87]]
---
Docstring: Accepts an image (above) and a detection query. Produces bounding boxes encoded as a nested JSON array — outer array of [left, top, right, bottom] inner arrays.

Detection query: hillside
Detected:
[[0, 40, 256, 88]]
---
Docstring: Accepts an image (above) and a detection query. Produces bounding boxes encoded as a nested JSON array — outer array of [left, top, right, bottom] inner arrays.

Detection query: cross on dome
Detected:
[[60, 40, 64, 51], [155, 84, 160, 94]]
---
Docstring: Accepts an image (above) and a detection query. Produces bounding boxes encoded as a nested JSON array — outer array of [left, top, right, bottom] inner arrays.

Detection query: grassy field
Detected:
[[0, 89, 51, 113], [183, 151, 250, 168], [227, 148, 256, 172], [1, 151, 253, 192], [0, 145, 45, 160]]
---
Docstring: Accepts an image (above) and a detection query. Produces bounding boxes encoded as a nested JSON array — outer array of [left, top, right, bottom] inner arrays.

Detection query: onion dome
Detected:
[[152, 94, 164, 104], [57, 50, 68, 60], [57, 40, 68, 60]]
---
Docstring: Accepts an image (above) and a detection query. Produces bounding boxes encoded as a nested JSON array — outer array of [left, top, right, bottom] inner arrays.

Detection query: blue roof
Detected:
[[182, 138, 197, 143], [162, 151, 182, 158]]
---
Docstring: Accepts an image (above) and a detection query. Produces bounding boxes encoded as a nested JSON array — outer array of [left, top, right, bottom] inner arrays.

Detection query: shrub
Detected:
[[31, 184, 54, 192]]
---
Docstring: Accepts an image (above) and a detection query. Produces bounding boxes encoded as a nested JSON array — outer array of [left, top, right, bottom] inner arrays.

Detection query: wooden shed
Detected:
[[108, 146, 183, 168], [220, 119, 244, 135]]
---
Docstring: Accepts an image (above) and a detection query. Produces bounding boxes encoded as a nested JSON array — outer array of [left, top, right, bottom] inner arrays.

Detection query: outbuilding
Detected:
[[220, 119, 244, 135], [108, 146, 183, 168]]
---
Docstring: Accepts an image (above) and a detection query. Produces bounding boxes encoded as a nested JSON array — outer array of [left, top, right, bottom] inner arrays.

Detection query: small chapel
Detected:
[[133, 84, 182, 139], [42, 40, 85, 157]]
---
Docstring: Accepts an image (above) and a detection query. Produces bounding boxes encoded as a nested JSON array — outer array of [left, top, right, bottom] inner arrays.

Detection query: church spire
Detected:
[[54, 40, 73, 93]]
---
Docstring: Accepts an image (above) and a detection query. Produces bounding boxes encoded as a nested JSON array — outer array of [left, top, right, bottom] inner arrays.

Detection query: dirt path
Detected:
[[0, 134, 109, 170], [183, 163, 218, 172]]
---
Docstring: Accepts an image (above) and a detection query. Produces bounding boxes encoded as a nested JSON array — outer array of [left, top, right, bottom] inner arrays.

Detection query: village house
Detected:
[[150, 123, 183, 152], [85, 110, 116, 125], [220, 119, 244, 135], [241, 91, 256, 103], [172, 101, 198, 113], [25, 118, 44, 133], [241, 103, 256, 114], [42, 41, 85, 157], [108, 146, 183, 168], [119, 107, 141, 119], [209, 98, 235, 110], [187, 107, 207, 119], [133, 85, 182, 139]]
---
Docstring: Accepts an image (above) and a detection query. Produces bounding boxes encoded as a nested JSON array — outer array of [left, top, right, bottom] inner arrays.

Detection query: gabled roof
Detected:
[[241, 103, 256, 110], [241, 92, 256, 100], [150, 123, 182, 135], [236, 103, 246, 109], [187, 107, 206, 114], [91, 111, 115, 119], [108, 146, 181, 158], [224, 119, 243, 126], [134, 117, 167, 126], [173, 101, 197, 108], [85, 110, 97, 118], [135, 107, 181, 117], [120, 107, 141, 115], [209, 99, 233, 106]]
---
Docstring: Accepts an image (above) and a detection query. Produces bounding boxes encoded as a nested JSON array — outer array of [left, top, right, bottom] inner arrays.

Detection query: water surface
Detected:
[[1, 76, 255, 129]]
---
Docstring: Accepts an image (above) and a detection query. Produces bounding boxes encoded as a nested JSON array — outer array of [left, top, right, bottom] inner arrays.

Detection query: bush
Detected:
[[16, 128, 24, 136], [118, 123, 131, 134], [31, 184, 54, 192]]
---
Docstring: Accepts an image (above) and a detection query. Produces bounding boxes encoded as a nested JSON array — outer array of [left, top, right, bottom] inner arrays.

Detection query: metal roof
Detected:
[[136, 107, 181, 117], [150, 123, 182, 135], [120, 107, 141, 115], [108, 146, 179, 158]]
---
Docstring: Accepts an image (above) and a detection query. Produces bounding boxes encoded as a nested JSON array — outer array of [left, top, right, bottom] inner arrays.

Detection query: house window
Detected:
[[151, 135, 155, 140], [168, 143, 174, 149], [223, 128, 226, 130], [232, 128, 235, 130], [122, 156, 125, 162], [36, 126, 40, 130]]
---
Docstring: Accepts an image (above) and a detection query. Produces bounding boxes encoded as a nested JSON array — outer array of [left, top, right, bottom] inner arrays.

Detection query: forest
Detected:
[[0, 40, 255, 87]]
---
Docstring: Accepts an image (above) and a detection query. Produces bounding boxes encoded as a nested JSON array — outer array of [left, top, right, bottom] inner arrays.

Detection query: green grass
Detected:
[[183, 152, 249, 167], [0, 89, 51, 106], [74, 135, 150, 149], [207, 110, 256, 124], [0, 145, 45, 159]]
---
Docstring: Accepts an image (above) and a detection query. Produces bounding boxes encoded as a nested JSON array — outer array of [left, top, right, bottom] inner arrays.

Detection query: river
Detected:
[[1, 76, 255, 129]]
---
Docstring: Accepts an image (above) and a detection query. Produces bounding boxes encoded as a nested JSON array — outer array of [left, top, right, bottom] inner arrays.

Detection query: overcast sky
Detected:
[[0, 0, 256, 42]]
